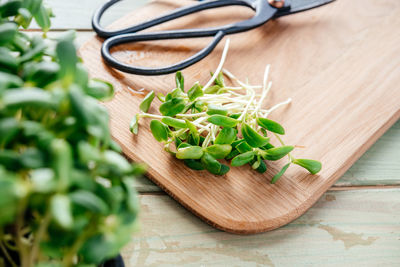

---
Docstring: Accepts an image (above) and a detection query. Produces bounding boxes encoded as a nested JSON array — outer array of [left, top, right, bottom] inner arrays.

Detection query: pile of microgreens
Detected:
[[130, 39, 321, 183]]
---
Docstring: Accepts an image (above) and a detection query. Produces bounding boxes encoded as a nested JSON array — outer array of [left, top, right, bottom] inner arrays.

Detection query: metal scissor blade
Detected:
[[274, 0, 335, 18]]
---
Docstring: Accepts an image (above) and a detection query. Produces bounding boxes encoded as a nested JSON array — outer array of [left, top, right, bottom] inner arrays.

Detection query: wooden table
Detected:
[[37, 1, 400, 265]]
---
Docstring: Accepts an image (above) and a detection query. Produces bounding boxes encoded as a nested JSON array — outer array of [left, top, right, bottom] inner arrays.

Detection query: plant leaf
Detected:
[[129, 114, 139, 134], [159, 97, 185, 117], [205, 144, 232, 159], [187, 82, 204, 101], [201, 153, 221, 175], [256, 160, 267, 173], [176, 146, 203, 159], [149, 120, 169, 142], [139, 90, 155, 112], [236, 141, 252, 153], [175, 71, 184, 92], [56, 39, 77, 86], [218, 164, 230, 175], [204, 85, 220, 94], [33, 4, 51, 32], [263, 146, 294, 161], [184, 159, 204, 170], [257, 118, 285, 135], [271, 163, 290, 184], [214, 127, 237, 145], [293, 159, 322, 174], [69, 190, 108, 214], [207, 115, 238, 128], [231, 151, 255, 166], [206, 104, 228, 116], [50, 194, 73, 229], [0, 22, 17, 45], [241, 123, 270, 148]]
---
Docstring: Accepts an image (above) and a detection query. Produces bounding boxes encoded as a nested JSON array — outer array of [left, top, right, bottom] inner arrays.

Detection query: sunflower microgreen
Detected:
[[130, 39, 321, 180]]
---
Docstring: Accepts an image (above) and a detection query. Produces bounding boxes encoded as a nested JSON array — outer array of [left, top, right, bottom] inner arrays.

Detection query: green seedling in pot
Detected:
[[130, 40, 321, 182]]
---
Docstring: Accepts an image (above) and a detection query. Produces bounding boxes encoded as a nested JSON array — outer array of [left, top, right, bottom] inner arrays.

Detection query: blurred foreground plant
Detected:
[[0, 0, 144, 266]]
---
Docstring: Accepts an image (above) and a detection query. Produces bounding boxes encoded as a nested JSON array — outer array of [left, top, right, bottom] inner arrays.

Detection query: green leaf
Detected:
[[33, 4, 51, 32], [30, 168, 56, 193], [150, 120, 169, 142], [293, 159, 322, 174], [56, 39, 77, 86], [257, 118, 285, 135], [206, 104, 228, 116], [231, 138, 244, 148], [0, 118, 19, 146], [236, 141, 252, 153], [175, 71, 184, 91], [139, 90, 155, 112], [15, 7, 33, 28], [161, 117, 187, 129], [50, 194, 73, 229], [225, 149, 239, 160], [27, 0, 43, 16], [0, 47, 18, 71], [165, 87, 182, 101], [51, 139, 72, 190], [70, 190, 109, 214], [256, 160, 267, 173], [103, 150, 132, 174], [271, 163, 291, 184], [263, 146, 294, 161], [231, 151, 255, 167], [24, 61, 60, 88], [176, 146, 203, 159], [187, 82, 204, 101], [0, 22, 17, 45], [218, 164, 230, 175], [159, 97, 185, 117], [204, 85, 221, 94], [129, 114, 139, 134], [184, 159, 204, 170], [0, 0, 22, 17], [86, 78, 114, 100], [241, 123, 270, 148], [214, 72, 225, 87], [20, 147, 44, 168], [205, 144, 232, 159], [157, 92, 165, 102], [3, 88, 56, 109], [215, 127, 237, 144], [207, 115, 238, 127], [0, 169, 19, 226], [0, 71, 23, 90], [201, 153, 221, 175]]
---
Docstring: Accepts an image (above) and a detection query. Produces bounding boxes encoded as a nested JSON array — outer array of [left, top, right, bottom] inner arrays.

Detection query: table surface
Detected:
[[36, 1, 400, 266]]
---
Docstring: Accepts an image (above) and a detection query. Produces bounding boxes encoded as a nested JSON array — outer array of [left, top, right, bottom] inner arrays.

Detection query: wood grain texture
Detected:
[[35, 15, 400, 192], [122, 189, 400, 266], [79, 0, 400, 233]]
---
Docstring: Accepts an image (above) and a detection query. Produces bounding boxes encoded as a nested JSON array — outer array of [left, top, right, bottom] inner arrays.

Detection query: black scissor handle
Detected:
[[92, 0, 257, 38], [93, 0, 277, 75], [101, 30, 225, 75]]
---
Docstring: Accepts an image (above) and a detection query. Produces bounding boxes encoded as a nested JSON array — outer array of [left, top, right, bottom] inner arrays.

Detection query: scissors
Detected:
[[92, 0, 334, 75]]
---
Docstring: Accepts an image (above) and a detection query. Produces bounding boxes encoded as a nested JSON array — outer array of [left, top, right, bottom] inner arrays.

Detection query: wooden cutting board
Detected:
[[80, 0, 400, 234]]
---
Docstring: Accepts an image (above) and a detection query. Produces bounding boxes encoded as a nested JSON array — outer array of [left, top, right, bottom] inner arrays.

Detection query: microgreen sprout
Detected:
[[130, 39, 322, 182]]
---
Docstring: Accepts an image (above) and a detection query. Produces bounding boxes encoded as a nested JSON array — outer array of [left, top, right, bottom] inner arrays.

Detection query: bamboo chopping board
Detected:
[[80, 0, 400, 234]]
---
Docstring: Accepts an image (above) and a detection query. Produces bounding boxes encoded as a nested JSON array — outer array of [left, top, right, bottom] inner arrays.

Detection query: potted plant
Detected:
[[0, 0, 144, 266]]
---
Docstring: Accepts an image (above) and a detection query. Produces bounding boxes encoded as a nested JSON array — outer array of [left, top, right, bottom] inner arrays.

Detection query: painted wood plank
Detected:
[[122, 189, 400, 266], [30, 0, 149, 29], [337, 120, 400, 186]]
